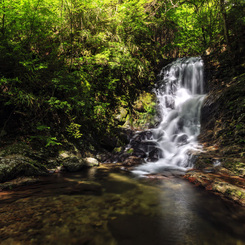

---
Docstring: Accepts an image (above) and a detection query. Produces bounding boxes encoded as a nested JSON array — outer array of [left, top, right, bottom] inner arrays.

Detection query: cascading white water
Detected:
[[133, 57, 206, 176]]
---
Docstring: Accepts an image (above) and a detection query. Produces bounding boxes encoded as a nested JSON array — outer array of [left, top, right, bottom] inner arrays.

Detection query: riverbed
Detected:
[[0, 165, 245, 245]]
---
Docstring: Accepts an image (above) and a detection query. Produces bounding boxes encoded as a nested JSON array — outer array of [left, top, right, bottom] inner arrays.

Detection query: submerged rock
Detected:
[[64, 182, 102, 195], [0, 176, 41, 191]]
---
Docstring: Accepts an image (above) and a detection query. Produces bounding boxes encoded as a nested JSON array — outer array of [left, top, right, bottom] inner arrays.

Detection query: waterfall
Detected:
[[132, 57, 205, 176]]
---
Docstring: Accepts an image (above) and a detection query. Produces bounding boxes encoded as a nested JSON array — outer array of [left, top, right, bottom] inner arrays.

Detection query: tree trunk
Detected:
[[1, 0, 5, 36], [219, 0, 230, 51]]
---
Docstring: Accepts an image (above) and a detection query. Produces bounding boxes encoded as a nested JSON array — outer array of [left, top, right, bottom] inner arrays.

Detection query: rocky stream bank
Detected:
[[0, 55, 244, 207], [184, 55, 245, 206]]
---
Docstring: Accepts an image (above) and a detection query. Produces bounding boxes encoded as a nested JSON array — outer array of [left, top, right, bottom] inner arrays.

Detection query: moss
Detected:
[[236, 191, 242, 197], [0, 142, 31, 157], [0, 155, 48, 182], [132, 92, 158, 129], [126, 148, 134, 154], [113, 147, 123, 153], [222, 159, 245, 176], [134, 92, 156, 112]]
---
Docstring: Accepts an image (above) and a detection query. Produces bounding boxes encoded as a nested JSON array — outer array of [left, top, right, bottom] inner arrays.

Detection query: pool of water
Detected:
[[0, 165, 245, 245]]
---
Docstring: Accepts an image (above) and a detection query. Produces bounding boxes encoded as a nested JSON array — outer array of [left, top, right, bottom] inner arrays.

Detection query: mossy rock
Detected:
[[0, 142, 32, 157], [222, 158, 245, 177], [61, 157, 86, 172], [0, 142, 58, 166], [0, 155, 48, 183], [133, 92, 156, 113], [115, 91, 158, 130], [132, 92, 158, 130]]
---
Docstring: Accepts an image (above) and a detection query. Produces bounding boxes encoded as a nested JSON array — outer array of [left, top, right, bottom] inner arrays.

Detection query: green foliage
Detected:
[[66, 121, 83, 139], [29, 124, 62, 147], [36, 125, 50, 131], [0, 0, 244, 148], [30, 135, 62, 147], [45, 137, 62, 147]]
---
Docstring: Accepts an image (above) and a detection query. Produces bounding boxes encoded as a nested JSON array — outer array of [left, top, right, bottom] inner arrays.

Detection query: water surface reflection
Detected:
[[0, 166, 244, 245]]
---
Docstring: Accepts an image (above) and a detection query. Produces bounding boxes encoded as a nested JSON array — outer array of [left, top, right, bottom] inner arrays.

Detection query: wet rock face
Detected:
[[131, 148, 146, 158], [165, 96, 175, 109], [132, 141, 157, 155], [128, 131, 166, 162], [175, 134, 188, 146], [130, 131, 153, 150], [127, 133, 150, 158], [109, 130, 165, 165], [148, 148, 164, 162]]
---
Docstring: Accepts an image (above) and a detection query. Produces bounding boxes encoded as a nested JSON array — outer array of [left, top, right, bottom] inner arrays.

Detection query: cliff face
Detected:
[[200, 56, 245, 172], [185, 55, 245, 206]]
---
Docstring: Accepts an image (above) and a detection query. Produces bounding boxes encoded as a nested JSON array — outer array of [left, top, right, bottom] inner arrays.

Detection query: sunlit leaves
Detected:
[[0, 0, 243, 142], [66, 121, 83, 139], [48, 97, 72, 112]]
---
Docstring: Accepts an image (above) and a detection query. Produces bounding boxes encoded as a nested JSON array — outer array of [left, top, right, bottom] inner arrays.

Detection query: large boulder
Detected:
[[147, 148, 164, 162], [62, 157, 86, 172], [59, 152, 100, 172], [0, 155, 48, 183], [83, 157, 100, 167]]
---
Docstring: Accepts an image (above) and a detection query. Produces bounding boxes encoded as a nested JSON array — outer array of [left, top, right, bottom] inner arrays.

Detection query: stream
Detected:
[[0, 167, 245, 245]]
